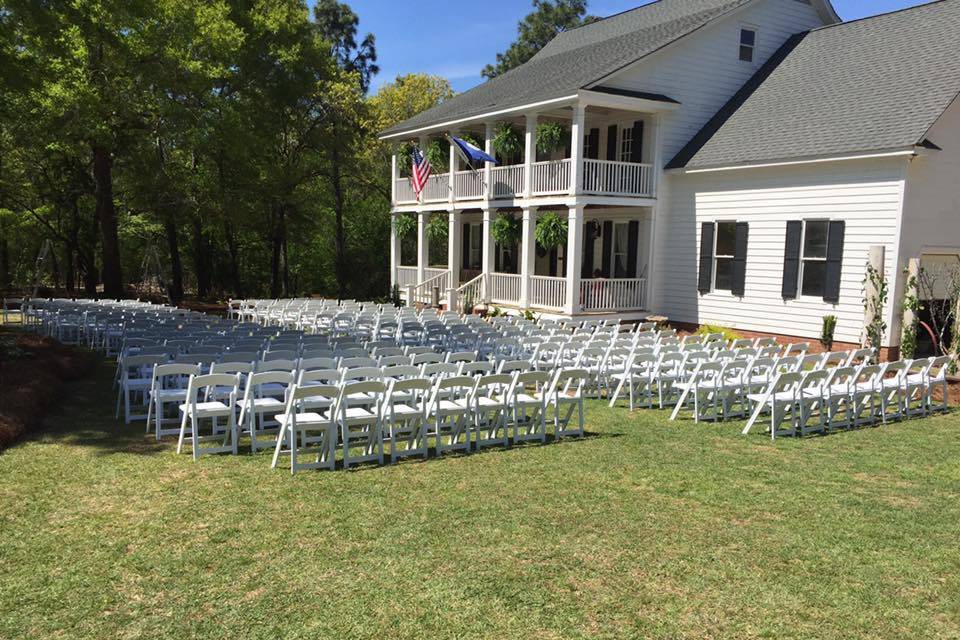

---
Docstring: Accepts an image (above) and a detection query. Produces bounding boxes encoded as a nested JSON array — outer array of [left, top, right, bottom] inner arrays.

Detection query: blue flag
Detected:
[[451, 136, 498, 166]]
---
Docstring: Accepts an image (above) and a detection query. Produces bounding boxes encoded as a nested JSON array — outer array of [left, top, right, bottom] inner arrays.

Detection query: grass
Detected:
[[1, 357, 959, 639]]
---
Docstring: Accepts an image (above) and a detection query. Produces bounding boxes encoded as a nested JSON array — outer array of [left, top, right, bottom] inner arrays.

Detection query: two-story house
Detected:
[[380, 0, 960, 354]]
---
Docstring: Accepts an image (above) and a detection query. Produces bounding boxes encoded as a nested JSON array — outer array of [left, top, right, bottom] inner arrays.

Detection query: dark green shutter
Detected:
[[601, 221, 613, 278], [606, 125, 618, 161], [732, 222, 749, 297], [587, 128, 600, 160], [581, 222, 595, 278], [627, 220, 640, 278], [494, 242, 502, 273], [824, 221, 845, 303], [782, 221, 803, 299], [698, 222, 715, 294], [549, 248, 558, 277], [630, 121, 644, 163], [461, 223, 470, 270]]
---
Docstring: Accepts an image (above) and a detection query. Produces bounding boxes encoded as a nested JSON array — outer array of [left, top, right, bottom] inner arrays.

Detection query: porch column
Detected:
[[389, 212, 400, 291], [520, 207, 537, 309], [417, 210, 428, 285], [448, 130, 458, 204], [390, 144, 398, 206], [483, 122, 494, 202], [482, 208, 495, 303], [564, 205, 585, 315], [524, 114, 537, 198], [569, 104, 586, 196], [448, 209, 462, 284]]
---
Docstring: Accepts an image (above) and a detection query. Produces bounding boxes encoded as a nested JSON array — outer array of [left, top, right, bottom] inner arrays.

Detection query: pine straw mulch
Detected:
[[0, 330, 97, 450]]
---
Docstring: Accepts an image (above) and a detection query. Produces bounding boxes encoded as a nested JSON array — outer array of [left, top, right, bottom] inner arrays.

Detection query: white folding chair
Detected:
[[382, 378, 431, 462], [271, 384, 339, 474], [336, 381, 386, 469], [425, 376, 475, 455], [509, 370, 551, 444], [548, 369, 588, 438], [238, 371, 294, 452], [117, 354, 167, 424], [471, 373, 513, 450], [147, 363, 199, 440], [743, 372, 803, 440], [177, 373, 240, 460]]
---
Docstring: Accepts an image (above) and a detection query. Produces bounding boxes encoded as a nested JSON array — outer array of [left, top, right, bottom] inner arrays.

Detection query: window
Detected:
[[713, 221, 737, 291], [583, 133, 593, 159], [739, 27, 756, 63], [800, 220, 829, 297], [619, 126, 633, 162], [612, 223, 631, 278]]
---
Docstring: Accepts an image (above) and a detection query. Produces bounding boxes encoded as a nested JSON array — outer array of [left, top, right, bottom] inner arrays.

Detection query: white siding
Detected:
[[895, 98, 960, 339], [657, 158, 908, 345], [599, 0, 827, 162]]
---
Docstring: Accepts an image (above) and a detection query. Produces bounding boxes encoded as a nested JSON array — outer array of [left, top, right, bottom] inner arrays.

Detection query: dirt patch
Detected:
[[0, 331, 97, 449]]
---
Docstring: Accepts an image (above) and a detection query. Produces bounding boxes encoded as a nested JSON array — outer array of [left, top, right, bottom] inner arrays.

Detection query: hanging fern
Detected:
[[536, 121, 567, 156], [535, 212, 567, 250], [491, 213, 522, 247], [394, 213, 416, 238], [492, 123, 522, 161], [425, 213, 448, 243]]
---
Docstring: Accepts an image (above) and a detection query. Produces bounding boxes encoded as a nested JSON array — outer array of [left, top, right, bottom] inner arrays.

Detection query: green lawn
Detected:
[[1, 358, 959, 639]]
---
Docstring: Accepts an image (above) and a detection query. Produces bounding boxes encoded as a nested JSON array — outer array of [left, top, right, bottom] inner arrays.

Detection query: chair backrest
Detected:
[[301, 348, 336, 360], [552, 368, 588, 397], [821, 351, 847, 368], [385, 378, 432, 406], [337, 381, 386, 412], [798, 354, 823, 371], [186, 373, 240, 402], [210, 362, 254, 375], [152, 363, 200, 387], [287, 384, 340, 414], [445, 351, 477, 364], [372, 346, 404, 358], [378, 355, 410, 367], [412, 352, 443, 365], [771, 371, 803, 394], [339, 348, 369, 359], [929, 355, 954, 380], [263, 349, 298, 362], [846, 348, 874, 367], [299, 356, 339, 371], [422, 362, 460, 378], [218, 351, 258, 364], [340, 356, 377, 369], [381, 365, 421, 381], [297, 368, 341, 386], [474, 373, 513, 396], [255, 359, 297, 373], [124, 354, 168, 378], [341, 366, 382, 384], [498, 360, 533, 375], [828, 366, 858, 390], [458, 361, 495, 377], [855, 364, 882, 386], [801, 368, 831, 390]]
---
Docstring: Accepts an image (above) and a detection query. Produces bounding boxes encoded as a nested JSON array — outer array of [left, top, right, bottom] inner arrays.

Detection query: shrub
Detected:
[[696, 324, 740, 342], [821, 315, 837, 351]]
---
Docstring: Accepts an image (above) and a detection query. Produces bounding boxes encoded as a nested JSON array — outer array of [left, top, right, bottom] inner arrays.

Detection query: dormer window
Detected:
[[739, 27, 756, 62]]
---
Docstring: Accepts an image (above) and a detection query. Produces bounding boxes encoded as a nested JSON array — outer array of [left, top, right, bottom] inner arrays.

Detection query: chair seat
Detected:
[[180, 401, 232, 417], [514, 393, 545, 406], [152, 388, 188, 400], [476, 396, 507, 409], [238, 397, 285, 411], [387, 403, 425, 417], [274, 412, 332, 427], [433, 399, 469, 414]]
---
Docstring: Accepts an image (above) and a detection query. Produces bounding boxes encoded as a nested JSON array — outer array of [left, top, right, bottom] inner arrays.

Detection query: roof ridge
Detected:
[[809, 0, 949, 32]]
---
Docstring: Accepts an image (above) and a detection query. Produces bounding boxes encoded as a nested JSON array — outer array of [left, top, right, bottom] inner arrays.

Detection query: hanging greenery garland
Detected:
[[425, 213, 448, 243], [535, 212, 568, 250], [394, 213, 416, 238], [492, 122, 522, 161], [491, 213, 522, 247], [536, 121, 568, 156]]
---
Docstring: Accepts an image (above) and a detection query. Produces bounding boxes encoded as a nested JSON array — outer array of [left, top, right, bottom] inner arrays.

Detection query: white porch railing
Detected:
[[422, 173, 450, 202], [456, 273, 485, 312], [582, 159, 655, 198], [454, 170, 484, 200], [489, 273, 521, 305], [395, 178, 417, 204], [531, 159, 571, 195], [397, 266, 418, 289], [529, 275, 566, 310], [410, 269, 451, 304], [580, 278, 647, 311], [490, 165, 524, 199]]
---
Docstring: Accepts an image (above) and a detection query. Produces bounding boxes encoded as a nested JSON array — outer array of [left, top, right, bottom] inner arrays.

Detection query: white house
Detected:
[[380, 0, 960, 354]]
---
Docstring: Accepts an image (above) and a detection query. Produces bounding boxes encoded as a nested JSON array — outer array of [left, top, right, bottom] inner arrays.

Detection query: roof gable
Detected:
[[669, 0, 960, 170]]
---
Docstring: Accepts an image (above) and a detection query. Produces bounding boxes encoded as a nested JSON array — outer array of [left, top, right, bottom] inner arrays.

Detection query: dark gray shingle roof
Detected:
[[380, 0, 751, 137], [668, 0, 960, 170]]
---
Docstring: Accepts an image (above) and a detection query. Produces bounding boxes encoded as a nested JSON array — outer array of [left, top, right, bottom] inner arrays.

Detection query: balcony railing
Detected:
[[393, 159, 655, 205], [580, 278, 647, 312], [529, 275, 566, 310], [489, 273, 521, 305]]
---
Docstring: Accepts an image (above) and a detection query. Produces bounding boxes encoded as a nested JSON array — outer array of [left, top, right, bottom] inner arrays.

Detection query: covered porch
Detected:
[[393, 205, 654, 317]]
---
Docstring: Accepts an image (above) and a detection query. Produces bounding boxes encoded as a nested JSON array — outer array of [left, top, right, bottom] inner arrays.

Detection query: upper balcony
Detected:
[[386, 92, 677, 209], [393, 157, 656, 205]]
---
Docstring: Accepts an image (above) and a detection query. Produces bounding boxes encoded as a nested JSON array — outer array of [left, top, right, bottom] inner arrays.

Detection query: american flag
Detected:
[[410, 147, 431, 200]]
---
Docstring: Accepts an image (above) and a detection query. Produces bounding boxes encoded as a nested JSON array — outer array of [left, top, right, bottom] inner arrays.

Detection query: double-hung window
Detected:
[[800, 220, 829, 297], [612, 222, 630, 278], [468, 223, 482, 269], [698, 221, 749, 296], [739, 27, 757, 63], [619, 127, 634, 162], [713, 221, 737, 291]]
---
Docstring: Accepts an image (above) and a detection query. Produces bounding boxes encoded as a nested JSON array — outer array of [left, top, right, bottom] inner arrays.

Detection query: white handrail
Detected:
[[456, 273, 485, 312]]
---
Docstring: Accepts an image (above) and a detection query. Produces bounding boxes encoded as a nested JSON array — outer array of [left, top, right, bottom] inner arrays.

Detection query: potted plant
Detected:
[[535, 212, 568, 251], [491, 213, 522, 247], [492, 123, 522, 162], [425, 213, 448, 243], [395, 213, 416, 238], [536, 121, 567, 156]]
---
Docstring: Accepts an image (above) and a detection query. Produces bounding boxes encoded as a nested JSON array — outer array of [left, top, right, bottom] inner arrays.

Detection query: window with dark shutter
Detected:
[[731, 222, 749, 296], [626, 220, 640, 278], [606, 125, 618, 161], [461, 222, 471, 270], [782, 221, 803, 299], [713, 221, 736, 291], [698, 222, 715, 294], [581, 221, 596, 278], [601, 221, 613, 278], [586, 128, 600, 160], [823, 221, 845, 303], [630, 121, 644, 163]]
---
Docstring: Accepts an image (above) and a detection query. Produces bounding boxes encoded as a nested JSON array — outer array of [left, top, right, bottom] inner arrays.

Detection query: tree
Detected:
[[482, 0, 596, 79]]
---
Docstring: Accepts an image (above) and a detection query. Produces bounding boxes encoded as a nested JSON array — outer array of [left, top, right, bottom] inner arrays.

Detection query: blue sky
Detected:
[[334, 0, 936, 94]]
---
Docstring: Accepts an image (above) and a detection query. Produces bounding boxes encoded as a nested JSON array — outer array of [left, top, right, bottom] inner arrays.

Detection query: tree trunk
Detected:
[[192, 216, 210, 298], [331, 148, 347, 300], [165, 215, 184, 304], [0, 226, 9, 290], [63, 243, 75, 294], [225, 223, 242, 298], [92, 145, 122, 297]]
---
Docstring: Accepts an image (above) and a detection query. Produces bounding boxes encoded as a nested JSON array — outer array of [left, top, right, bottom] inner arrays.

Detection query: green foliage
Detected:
[[491, 214, 521, 247], [863, 262, 889, 356], [523, 309, 540, 322], [425, 213, 448, 243], [536, 121, 567, 156], [535, 212, 567, 250], [900, 270, 921, 360], [492, 123, 522, 161], [482, 0, 597, 79], [696, 324, 740, 342], [821, 315, 838, 351], [488, 305, 504, 318], [394, 214, 416, 238]]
